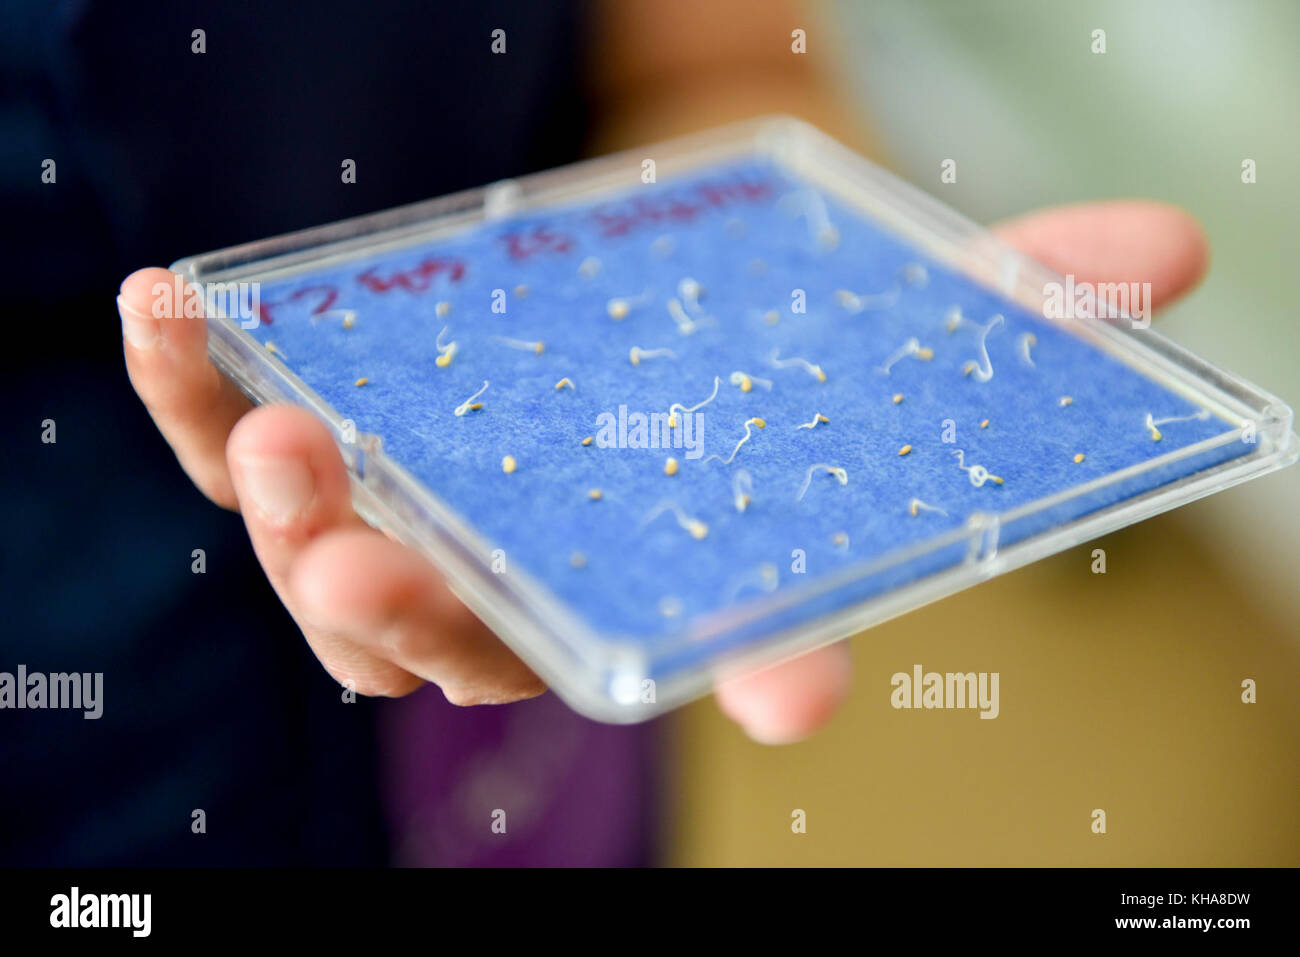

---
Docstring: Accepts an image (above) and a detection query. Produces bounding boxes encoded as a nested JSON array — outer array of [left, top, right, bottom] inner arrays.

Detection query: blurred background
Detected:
[[2, 0, 1295, 867], [667, 0, 1299, 865]]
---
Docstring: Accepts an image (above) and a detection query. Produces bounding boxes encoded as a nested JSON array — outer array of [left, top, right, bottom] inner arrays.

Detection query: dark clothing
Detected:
[[1, 0, 657, 866]]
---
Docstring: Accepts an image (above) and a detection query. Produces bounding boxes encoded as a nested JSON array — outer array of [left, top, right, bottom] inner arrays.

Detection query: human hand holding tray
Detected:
[[174, 118, 1297, 721]]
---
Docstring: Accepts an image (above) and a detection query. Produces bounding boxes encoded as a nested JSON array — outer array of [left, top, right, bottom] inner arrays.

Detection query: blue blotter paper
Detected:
[[240, 157, 1244, 673]]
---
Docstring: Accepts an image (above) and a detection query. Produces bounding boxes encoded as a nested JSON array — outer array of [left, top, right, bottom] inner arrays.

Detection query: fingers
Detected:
[[119, 267, 253, 509], [227, 404, 421, 697], [124, 269, 543, 706], [226, 405, 364, 589], [993, 200, 1210, 312], [228, 404, 544, 705], [289, 528, 546, 706], [715, 642, 853, 745]]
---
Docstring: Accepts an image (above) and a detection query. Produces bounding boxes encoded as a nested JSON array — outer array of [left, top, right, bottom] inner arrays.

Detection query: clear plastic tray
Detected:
[[173, 116, 1297, 722]]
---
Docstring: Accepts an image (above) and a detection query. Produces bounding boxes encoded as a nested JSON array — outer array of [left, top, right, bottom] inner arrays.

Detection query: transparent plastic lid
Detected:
[[173, 116, 1297, 722]]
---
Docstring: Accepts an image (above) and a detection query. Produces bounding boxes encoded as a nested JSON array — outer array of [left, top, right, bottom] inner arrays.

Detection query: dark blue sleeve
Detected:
[[0, 0, 586, 865]]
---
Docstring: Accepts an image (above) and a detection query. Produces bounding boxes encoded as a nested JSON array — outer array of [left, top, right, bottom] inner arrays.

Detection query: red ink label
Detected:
[[501, 225, 576, 261], [257, 284, 339, 325], [589, 177, 776, 239], [357, 257, 466, 294]]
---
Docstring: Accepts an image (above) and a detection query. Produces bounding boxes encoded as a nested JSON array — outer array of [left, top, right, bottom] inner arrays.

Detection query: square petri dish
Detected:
[[173, 116, 1297, 721]]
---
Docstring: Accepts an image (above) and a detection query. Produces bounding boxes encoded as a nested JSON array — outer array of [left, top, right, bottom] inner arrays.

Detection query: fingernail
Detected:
[[237, 454, 315, 524], [117, 295, 162, 350], [737, 716, 806, 747]]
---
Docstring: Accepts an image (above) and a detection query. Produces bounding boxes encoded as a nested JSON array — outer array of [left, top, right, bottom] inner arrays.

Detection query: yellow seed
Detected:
[[832, 531, 848, 546], [501, 455, 516, 474], [435, 301, 452, 318], [588, 488, 603, 500], [1149, 425, 1163, 441], [355, 377, 369, 387], [740, 377, 752, 393], [893, 393, 904, 404], [581, 436, 594, 446], [980, 419, 989, 429], [763, 310, 779, 325], [342, 315, 356, 329], [817, 414, 829, 424], [664, 457, 679, 476], [514, 284, 529, 298], [668, 412, 679, 429], [899, 444, 912, 456], [555, 377, 573, 391], [687, 519, 708, 540], [1073, 453, 1085, 464], [750, 417, 766, 429], [1060, 396, 1074, 407], [916, 347, 934, 360], [909, 501, 919, 516], [468, 402, 483, 411], [736, 494, 751, 511], [629, 349, 640, 366], [990, 475, 1005, 485], [569, 551, 587, 569], [815, 367, 827, 383], [533, 341, 545, 355], [435, 352, 453, 368], [962, 362, 975, 377]]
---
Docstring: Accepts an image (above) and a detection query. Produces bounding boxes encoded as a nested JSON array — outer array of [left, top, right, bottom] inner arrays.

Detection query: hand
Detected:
[[118, 269, 542, 706], [117, 199, 1207, 741]]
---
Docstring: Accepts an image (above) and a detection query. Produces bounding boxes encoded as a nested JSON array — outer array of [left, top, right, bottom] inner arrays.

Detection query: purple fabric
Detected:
[[376, 686, 661, 866]]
